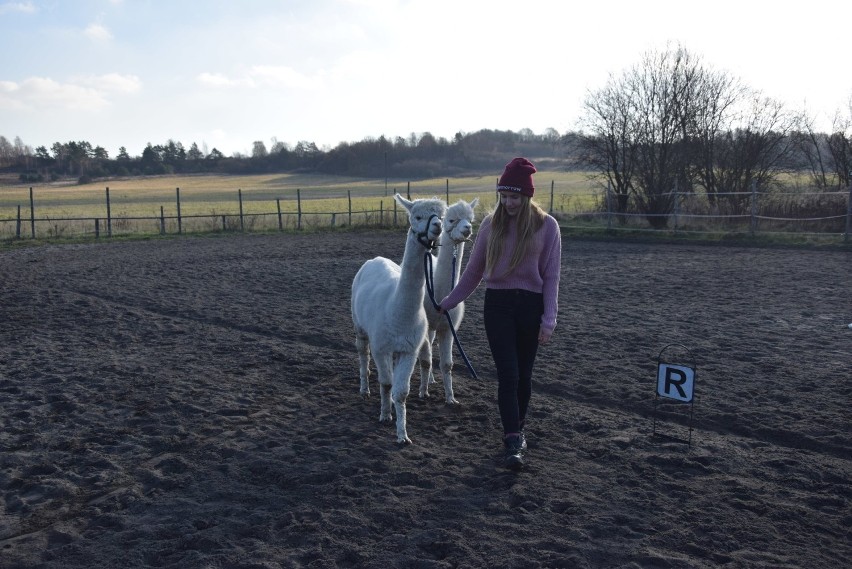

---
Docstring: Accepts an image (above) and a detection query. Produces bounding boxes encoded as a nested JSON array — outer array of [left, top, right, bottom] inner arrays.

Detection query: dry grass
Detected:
[[0, 171, 600, 222]]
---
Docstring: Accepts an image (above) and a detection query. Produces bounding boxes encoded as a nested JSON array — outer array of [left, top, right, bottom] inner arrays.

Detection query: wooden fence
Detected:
[[2, 182, 851, 243]]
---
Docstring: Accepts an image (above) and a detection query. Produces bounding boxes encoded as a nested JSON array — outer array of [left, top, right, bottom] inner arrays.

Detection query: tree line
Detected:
[[0, 128, 565, 184]]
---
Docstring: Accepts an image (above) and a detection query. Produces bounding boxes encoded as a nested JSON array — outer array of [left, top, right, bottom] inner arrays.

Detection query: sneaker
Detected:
[[518, 432, 528, 451], [504, 435, 525, 470]]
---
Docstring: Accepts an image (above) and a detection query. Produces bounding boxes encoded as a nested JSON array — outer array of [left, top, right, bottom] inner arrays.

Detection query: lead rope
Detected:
[[424, 250, 478, 379]]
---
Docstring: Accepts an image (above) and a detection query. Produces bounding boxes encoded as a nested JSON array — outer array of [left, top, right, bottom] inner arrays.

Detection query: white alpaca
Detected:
[[418, 198, 478, 404], [351, 194, 446, 444]]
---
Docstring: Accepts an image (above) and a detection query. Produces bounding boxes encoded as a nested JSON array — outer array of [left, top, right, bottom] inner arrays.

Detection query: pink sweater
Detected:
[[439, 213, 562, 334]]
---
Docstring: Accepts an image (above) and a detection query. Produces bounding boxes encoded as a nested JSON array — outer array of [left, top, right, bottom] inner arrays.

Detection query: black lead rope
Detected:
[[424, 251, 479, 380]]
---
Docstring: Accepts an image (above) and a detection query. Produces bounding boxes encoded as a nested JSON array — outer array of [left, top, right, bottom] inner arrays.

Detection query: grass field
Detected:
[[0, 171, 599, 222], [7, 171, 843, 245]]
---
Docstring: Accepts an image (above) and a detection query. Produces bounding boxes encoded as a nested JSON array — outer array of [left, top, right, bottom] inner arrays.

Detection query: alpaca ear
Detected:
[[394, 193, 413, 212], [470, 197, 479, 208]]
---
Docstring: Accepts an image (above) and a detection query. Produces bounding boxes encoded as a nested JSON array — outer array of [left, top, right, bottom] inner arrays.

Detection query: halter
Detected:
[[411, 213, 441, 250]]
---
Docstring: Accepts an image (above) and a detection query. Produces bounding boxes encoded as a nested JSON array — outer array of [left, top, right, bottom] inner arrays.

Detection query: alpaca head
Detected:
[[443, 198, 479, 245], [394, 194, 446, 249]]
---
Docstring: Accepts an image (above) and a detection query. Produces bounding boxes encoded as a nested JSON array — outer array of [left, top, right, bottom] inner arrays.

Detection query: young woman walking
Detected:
[[438, 157, 562, 470]]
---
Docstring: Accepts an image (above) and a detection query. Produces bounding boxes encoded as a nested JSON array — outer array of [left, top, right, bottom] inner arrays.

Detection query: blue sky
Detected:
[[2, 0, 850, 158]]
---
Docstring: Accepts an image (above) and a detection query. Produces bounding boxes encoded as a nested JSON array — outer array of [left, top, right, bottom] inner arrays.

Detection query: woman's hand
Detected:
[[538, 327, 552, 345]]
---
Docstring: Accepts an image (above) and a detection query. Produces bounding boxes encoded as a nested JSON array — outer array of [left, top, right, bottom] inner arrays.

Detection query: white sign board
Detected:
[[656, 363, 695, 402]]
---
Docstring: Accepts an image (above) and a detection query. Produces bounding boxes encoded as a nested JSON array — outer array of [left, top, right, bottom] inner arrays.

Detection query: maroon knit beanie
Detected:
[[496, 157, 536, 198]]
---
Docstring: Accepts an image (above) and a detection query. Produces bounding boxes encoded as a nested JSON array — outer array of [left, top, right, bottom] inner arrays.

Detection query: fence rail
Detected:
[[2, 181, 851, 243]]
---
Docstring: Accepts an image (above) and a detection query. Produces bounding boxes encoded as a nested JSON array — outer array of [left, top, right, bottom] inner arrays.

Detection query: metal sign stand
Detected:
[[652, 343, 697, 447]]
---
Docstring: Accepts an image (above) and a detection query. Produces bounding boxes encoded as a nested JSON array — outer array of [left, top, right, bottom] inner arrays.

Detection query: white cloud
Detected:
[[84, 23, 113, 42], [248, 65, 320, 89], [197, 72, 253, 88], [16, 77, 109, 111], [0, 80, 26, 111], [197, 67, 320, 90], [0, 74, 140, 112], [0, 1, 36, 15], [84, 73, 142, 94]]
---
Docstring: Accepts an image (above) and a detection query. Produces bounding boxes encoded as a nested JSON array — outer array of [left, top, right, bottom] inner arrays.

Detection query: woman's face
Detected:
[[499, 191, 524, 216]]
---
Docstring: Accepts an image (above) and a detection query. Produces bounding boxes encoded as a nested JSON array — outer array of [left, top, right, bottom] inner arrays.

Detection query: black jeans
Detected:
[[483, 288, 544, 437]]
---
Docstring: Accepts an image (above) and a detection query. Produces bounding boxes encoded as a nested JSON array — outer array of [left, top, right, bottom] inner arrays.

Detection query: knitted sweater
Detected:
[[439, 213, 562, 334]]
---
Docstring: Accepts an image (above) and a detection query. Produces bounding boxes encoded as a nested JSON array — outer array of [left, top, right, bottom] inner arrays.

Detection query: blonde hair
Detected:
[[485, 195, 547, 278]]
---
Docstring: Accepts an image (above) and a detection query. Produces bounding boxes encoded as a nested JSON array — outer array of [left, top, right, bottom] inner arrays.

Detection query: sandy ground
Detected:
[[1, 230, 850, 568]]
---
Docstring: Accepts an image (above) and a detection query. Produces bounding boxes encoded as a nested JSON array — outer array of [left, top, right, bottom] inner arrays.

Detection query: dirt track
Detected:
[[1, 231, 850, 568]]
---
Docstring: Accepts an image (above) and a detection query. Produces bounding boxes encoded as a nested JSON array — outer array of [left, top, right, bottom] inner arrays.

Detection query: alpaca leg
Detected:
[[355, 332, 371, 396], [392, 352, 416, 444], [376, 356, 394, 423], [438, 330, 458, 405], [379, 383, 393, 423], [417, 335, 434, 399], [426, 330, 437, 386]]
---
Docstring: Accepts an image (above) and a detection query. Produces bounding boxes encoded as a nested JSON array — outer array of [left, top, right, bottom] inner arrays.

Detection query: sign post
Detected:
[[652, 343, 697, 446]]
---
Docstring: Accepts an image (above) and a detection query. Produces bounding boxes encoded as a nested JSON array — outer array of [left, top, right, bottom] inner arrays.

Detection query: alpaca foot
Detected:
[[418, 388, 430, 399], [397, 435, 413, 444], [379, 412, 393, 423], [445, 397, 460, 405], [360, 388, 370, 397]]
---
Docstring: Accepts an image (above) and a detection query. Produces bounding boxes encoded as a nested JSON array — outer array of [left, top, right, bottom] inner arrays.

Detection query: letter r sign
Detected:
[[657, 363, 695, 402]]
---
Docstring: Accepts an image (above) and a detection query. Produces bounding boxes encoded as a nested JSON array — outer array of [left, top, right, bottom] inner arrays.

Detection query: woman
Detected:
[[438, 157, 562, 470]]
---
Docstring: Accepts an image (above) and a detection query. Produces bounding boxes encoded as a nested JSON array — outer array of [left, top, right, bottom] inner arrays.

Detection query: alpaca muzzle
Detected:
[[413, 214, 442, 250]]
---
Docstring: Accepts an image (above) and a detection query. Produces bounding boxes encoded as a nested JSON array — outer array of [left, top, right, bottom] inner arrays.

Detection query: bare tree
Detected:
[[578, 71, 638, 223], [0, 136, 12, 167], [252, 140, 268, 159], [826, 99, 851, 188], [709, 92, 798, 212], [580, 44, 709, 227], [628, 46, 702, 227], [794, 111, 833, 189], [688, 69, 746, 205], [580, 44, 802, 223]]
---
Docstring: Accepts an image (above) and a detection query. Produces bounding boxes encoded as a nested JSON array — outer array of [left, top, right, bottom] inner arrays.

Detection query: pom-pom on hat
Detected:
[[497, 157, 536, 198]]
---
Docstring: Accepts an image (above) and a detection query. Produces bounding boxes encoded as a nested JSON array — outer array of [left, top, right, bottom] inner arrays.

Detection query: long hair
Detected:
[[485, 195, 546, 278]]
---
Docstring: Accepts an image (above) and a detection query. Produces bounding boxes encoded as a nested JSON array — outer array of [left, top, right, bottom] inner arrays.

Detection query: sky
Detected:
[[1, 0, 851, 159]]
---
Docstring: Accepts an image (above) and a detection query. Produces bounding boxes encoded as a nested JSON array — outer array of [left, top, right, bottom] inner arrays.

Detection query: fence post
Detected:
[[348, 190, 352, 226], [277, 198, 283, 231], [750, 181, 757, 237], [407, 181, 411, 201], [176, 188, 182, 234], [446, 178, 449, 203], [606, 181, 613, 231], [105, 187, 112, 237], [29, 187, 35, 238], [238, 188, 244, 231], [16, 205, 21, 238], [160, 206, 165, 235], [222, 215, 226, 231], [673, 182, 679, 233], [297, 188, 302, 230], [393, 198, 397, 227], [549, 180, 554, 213], [331, 213, 336, 227], [845, 183, 851, 243], [95, 218, 100, 239], [380, 201, 384, 226]]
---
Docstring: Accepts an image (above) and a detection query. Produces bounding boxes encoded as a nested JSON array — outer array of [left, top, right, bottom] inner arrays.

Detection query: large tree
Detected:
[[579, 44, 799, 225], [580, 45, 713, 227]]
